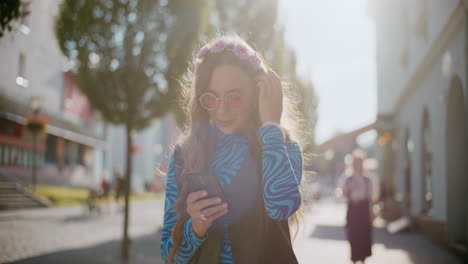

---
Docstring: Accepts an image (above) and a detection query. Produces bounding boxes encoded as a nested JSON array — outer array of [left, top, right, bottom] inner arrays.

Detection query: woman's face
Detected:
[[203, 64, 256, 134]]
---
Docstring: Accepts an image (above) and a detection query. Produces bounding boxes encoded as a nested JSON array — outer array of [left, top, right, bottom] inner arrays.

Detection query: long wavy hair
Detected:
[[165, 35, 308, 264]]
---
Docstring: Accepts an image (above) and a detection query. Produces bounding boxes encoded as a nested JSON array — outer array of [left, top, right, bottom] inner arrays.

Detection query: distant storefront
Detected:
[[0, 73, 105, 187]]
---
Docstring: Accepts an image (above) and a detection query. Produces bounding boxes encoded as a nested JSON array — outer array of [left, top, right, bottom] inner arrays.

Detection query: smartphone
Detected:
[[186, 172, 208, 194], [185, 171, 223, 210]]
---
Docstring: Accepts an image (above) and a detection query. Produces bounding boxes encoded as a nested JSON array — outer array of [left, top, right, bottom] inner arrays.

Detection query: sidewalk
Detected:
[[1, 199, 165, 264], [9, 230, 164, 264], [0, 204, 87, 220], [294, 199, 464, 263], [2, 198, 464, 264]]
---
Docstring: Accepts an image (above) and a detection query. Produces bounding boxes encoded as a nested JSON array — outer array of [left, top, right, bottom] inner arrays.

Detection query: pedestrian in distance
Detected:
[[113, 166, 126, 211], [342, 149, 374, 264]]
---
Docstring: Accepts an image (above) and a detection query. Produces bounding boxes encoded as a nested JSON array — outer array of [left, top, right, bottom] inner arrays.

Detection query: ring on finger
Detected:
[[200, 213, 207, 221]]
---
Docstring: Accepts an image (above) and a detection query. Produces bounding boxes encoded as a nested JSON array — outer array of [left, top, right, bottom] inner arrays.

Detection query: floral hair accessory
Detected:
[[248, 53, 261, 68], [194, 39, 262, 73], [210, 39, 227, 53], [194, 60, 201, 74], [233, 45, 250, 60], [196, 46, 210, 58]]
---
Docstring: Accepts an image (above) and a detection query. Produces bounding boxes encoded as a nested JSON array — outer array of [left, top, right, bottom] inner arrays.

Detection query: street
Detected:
[[0, 200, 165, 264], [0, 198, 463, 264]]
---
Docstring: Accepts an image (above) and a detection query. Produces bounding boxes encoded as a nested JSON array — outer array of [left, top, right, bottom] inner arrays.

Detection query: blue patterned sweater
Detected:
[[161, 125, 303, 264]]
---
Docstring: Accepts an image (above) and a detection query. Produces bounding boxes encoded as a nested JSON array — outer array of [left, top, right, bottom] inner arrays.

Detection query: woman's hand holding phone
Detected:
[[186, 190, 229, 238]]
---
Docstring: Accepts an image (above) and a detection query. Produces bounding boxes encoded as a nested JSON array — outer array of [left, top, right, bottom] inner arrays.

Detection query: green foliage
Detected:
[[165, 0, 214, 125], [210, 0, 280, 67], [0, 0, 21, 38], [55, 4, 211, 255], [32, 185, 162, 207], [55, 0, 211, 130], [210, 0, 318, 147], [33, 185, 88, 206]]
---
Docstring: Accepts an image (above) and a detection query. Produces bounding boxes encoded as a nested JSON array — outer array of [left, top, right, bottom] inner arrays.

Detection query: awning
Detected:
[[374, 114, 394, 134], [0, 95, 105, 148], [320, 123, 376, 150]]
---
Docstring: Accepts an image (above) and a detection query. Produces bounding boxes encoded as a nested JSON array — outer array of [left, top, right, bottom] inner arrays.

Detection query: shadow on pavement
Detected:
[[309, 224, 464, 263], [10, 230, 164, 264], [62, 214, 101, 223], [309, 224, 347, 241]]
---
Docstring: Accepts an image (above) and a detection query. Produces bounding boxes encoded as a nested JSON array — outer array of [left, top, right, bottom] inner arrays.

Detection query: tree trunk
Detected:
[[121, 123, 133, 260]]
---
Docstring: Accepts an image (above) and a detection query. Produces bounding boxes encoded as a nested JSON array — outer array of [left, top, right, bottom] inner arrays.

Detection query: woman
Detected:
[[160, 35, 305, 264], [343, 150, 373, 263]]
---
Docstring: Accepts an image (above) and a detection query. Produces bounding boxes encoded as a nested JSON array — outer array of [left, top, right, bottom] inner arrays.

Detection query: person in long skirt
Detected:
[[343, 150, 373, 263]]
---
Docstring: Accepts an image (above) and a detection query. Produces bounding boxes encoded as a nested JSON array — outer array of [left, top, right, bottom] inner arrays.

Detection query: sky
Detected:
[[279, 0, 377, 144]]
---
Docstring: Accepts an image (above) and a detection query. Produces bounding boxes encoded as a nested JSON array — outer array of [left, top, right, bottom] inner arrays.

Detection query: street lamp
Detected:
[[25, 96, 48, 191]]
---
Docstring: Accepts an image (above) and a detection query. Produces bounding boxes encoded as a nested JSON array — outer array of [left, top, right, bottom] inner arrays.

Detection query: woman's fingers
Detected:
[[257, 77, 270, 100], [256, 76, 267, 92], [206, 207, 228, 223], [268, 71, 281, 94], [256, 69, 283, 124], [186, 193, 227, 237], [258, 82, 268, 99], [187, 190, 208, 205], [256, 70, 280, 95], [193, 197, 223, 211], [266, 75, 274, 96], [201, 202, 228, 218]]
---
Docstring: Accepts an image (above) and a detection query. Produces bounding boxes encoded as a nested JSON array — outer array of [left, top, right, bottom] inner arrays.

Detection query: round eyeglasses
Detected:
[[199, 92, 243, 111]]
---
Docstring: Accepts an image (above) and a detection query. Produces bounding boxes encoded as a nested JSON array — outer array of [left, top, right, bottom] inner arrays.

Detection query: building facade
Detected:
[[0, 0, 105, 187], [0, 0, 181, 193], [370, 0, 468, 251]]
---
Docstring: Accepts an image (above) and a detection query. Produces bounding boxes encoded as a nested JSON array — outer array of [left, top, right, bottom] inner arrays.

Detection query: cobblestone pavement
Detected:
[[1, 198, 464, 264], [0, 200, 165, 264], [294, 199, 464, 263]]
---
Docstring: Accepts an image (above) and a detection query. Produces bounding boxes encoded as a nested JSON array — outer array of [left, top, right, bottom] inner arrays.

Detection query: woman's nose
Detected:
[[216, 99, 230, 115]]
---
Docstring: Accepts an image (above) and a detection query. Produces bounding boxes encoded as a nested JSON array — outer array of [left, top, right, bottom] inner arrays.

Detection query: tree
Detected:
[[0, 0, 28, 38], [210, 0, 280, 65], [209, 0, 318, 148], [55, 0, 212, 259]]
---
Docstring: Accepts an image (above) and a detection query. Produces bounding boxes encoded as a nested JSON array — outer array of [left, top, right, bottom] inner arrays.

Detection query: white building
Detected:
[[0, 0, 105, 187], [370, 0, 467, 251]]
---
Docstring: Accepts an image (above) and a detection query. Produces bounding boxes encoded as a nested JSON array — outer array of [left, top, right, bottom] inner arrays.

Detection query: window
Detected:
[[45, 135, 57, 164], [22, 149, 28, 167], [16, 53, 29, 88], [404, 130, 413, 211], [2, 145, 9, 165], [65, 141, 79, 166], [400, 5, 410, 68], [19, 149, 25, 167], [422, 111, 433, 215], [26, 151, 32, 167]]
